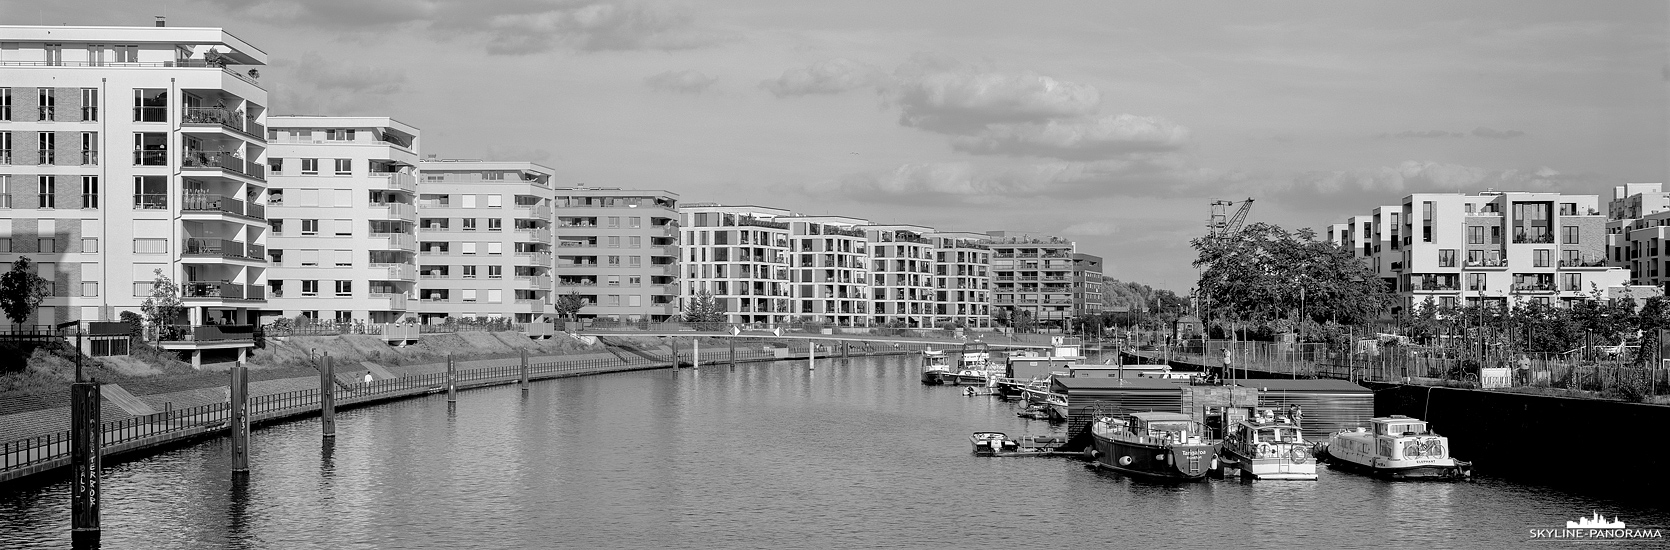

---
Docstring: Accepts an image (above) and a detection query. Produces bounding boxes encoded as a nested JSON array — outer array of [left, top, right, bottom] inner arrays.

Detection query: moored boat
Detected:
[[1218, 408, 1316, 480], [971, 432, 1019, 454], [921, 349, 951, 385], [1312, 415, 1473, 480], [1089, 412, 1220, 481], [971, 432, 1074, 457]]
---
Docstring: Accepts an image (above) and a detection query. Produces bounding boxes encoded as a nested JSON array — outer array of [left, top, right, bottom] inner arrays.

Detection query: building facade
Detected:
[[783, 216, 871, 326], [678, 204, 793, 325], [1072, 253, 1106, 320], [551, 186, 681, 322], [262, 116, 419, 323], [930, 231, 992, 329], [414, 159, 555, 324], [0, 25, 270, 363], [1605, 183, 1670, 290], [986, 232, 1077, 329]]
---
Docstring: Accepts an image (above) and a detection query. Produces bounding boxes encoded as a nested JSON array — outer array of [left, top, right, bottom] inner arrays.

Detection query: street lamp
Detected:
[[56, 320, 83, 382]]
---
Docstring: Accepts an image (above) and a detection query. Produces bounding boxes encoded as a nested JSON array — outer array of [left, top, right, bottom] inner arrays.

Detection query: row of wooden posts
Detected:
[[67, 337, 854, 542]]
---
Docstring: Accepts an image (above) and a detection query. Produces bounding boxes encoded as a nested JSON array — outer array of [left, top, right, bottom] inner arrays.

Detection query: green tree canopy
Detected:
[[553, 292, 588, 321], [140, 268, 184, 329], [680, 289, 726, 323], [0, 257, 52, 329], [1192, 222, 1391, 332]]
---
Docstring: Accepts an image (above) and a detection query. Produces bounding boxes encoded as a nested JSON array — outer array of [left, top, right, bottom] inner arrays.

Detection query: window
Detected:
[[1490, 226, 1501, 244], [0, 239, 8, 252], [1563, 250, 1581, 267], [299, 250, 320, 267], [462, 195, 477, 208], [81, 282, 98, 297], [462, 242, 478, 255], [482, 171, 504, 181], [628, 295, 642, 307], [133, 176, 166, 209], [298, 158, 321, 175], [334, 158, 351, 175], [0, 88, 9, 121], [302, 280, 320, 297], [80, 88, 98, 121], [608, 236, 620, 248], [334, 281, 352, 297], [0, 131, 10, 164], [487, 289, 502, 303], [608, 255, 621, 266], [133, 133, 166, 165], [488, 219, 502, 231], [80, 132, 97, 165], [133, 89, 166, 122], [334, 311, 352, 323], [628, 256, 641, 267], [1439, 249, 1456, 267], [38, 238, 55, 253], [1440, 296, 1456, 309], [80, 176, 98, 209], [629, 217, 641, 228], [301, 219, 319, 235], [133, 238, 167, 254], [607, 216, 620, 228], [1562, 273, 1582, 292], [629, 236, 641, 248], [0, 175, 9, 208], [1535, 249, 1550, 268], [38, 88, 54, 120], [114, 45, 138, 63], [1467, 273, 1486, 291], [488, 266, 502, 279], [37, 176, 55, 208], [37, 132, 54, 165], [1467, 226, 1484, 245], [268, 158, 283, 175], [81, 237, 97, 253], [462, 218, 477, 231], [463, 266, 478, 278], [1562, 226, 1579, 245], [487, 242, 502, 254], [486, 194, 502, 208], [463, 289, 478, 303], [334, 219, 352, 236], [325, 129, 354, 141], [334, 249, 352, 267]]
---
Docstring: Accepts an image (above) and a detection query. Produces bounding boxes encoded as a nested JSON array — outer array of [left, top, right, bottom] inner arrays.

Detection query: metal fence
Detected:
[[1, 345, 911, 477], [582, 320, 1075, 347]]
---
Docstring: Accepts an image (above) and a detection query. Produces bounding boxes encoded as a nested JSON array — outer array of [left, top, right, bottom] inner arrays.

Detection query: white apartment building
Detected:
[[783, 215, 872, 326], [1605, 183, 1670, 289], [987, 232, 1078, 329], [930, 231, 991, 329], [1331, 191, 1629, 313], [551, 186, 681, 322], [263, 116, 419, 323], [678, 204, 794, 325], [0, 24, 269, 364], [415, 159, 556, 324], [865, 224, 937, 327]]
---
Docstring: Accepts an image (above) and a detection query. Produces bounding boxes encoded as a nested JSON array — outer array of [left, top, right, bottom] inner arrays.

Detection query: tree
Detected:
[[1012, 309, 1037, 334], [140, 268, 184, 337], [1192, 222, 1391, 335], [680, 289, 726, 323], [553, 292, 588, 321], [0, 257, 52, 329]]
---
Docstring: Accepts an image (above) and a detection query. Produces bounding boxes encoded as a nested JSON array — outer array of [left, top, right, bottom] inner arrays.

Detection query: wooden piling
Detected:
[[729, 339, 736, 367], [70, 381, 101, 542], [670, 338, 679, 369], [842, 341, 849, 358], [230, 364, 250, 474], [519, 349, 530, 392], [809, 341, 816, 370], [694, 339, 700, 370], [321, 354, 336, 438], [446, 354, 457, 402]]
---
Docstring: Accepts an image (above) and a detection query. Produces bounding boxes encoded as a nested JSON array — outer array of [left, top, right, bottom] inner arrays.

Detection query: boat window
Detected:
[[1148, 421, 1191, 434], [1374, 423, 1389, 436]]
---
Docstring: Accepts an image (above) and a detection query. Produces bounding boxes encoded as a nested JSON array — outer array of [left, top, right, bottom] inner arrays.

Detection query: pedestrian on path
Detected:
[[363, 371, 374, 384]]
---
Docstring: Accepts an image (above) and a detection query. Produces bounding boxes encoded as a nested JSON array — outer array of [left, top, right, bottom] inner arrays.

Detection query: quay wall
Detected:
[[1370, 383, 1670, 491]]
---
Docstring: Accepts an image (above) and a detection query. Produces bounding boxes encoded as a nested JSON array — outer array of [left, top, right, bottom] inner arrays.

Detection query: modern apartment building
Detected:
[[929, 231, 992, 329], [987, 232, 1077, 329], [262, 116, 419, 323], [1605, 183, 1670, 289], [864, 224, 937, 327], [551, 185, 681, 322], [0, 24, 269, 363], [414, 159, 556, 324], [783, 215, 871, 326], [678, 204, 794, 325], [1072, 253, 1106, 319], [1330, 191, 1629, 313]]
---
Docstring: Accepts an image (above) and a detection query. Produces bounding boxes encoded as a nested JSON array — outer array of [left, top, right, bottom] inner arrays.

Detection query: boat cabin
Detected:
[[1238, 418, 1304, 446], [922, 350, 949, 368], [1124, 411, 1199, 442], [1371, 416, 1429, 437]]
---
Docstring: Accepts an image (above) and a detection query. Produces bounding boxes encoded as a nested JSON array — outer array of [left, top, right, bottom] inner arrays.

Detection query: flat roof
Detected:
[[1052, 377, 1179, 390], [780, 215, 870, 225], [267, 115, 420, 135], [552, 187, 680, 198], [0, 25, 267, 64], [418, 159, 555, 175], [1228, 379, 1370, 393]]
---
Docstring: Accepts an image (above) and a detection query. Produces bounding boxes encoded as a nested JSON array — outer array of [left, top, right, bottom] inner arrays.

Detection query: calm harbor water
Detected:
[[3, 355, 1667, 549]]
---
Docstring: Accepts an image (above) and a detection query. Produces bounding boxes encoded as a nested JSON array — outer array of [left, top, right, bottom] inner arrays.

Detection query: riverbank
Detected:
[[0, 343, 916, 487]]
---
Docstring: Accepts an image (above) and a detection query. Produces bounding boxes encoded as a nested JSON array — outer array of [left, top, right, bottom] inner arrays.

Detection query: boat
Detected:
[[971, 432, 1074, 457], [1088, 412, 1220, 481], [1312, 415, 1473, 480], [948, 342, 997, 385], [1016, 402, 1050, 420], [1218, 408, 1317, 480], [1044, 393, 1069, 422], [921, 349, 951, 385]]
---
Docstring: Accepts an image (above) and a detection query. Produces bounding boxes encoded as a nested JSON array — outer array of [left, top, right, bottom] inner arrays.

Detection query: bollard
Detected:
[[520, 349, 530, 392], [670, 338, 679, 369], [729, 339, 736, 367], [809, 341, 816, 370], [70, 381, 101, 543], [230, 363, 250, 474], [694, 339, 700, 370], [321, 354, 336, 438], [842, 341, 849, 359], [446, 354, 457, 402]]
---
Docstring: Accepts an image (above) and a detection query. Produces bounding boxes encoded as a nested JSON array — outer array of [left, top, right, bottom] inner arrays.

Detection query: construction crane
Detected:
[[1207, 198, 1255, 238]]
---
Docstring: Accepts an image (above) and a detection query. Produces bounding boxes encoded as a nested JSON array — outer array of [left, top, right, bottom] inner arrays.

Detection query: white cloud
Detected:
[[887, 55, 1100, 134], [267, 52, 407, 115], [801, 154, 1214, 204], [952, 114, 1190, 160], [761, 58, 884, 97], [644, 70, 718, 94]]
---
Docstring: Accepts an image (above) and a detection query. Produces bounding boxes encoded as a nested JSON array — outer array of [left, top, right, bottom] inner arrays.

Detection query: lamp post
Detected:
[[58, 320, 99, 543]]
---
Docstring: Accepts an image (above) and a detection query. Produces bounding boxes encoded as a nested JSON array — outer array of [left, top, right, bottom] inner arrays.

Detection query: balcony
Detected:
[[375, 263, 417, 281], [378, 233, 417, 251], [182, 150, 264, 181], [1558, 259, 1609, 269], [157, 324, 256, 348], [134, 149, 168, 166], [520, 275, 552, 289], [516, 299, 547, 313], [1513, 233, 1555, 244], [1463, 259, 1508, 269], [557, 241, 597, 249], [181, 191, 266, 221], [182, 281, 261, 301], [181, 238, 265, 262], [516, 204, 552, 220], [1409, 282, 1460, 292], [370, 292, 410, 311], [182, 107, 264, 140], [651, 245, 679, 257], [374, 172, 418, 193], [1511, 283, 1556, 293], [373, 202, 417, 221], [516, 227, 552, 243], [515, 251, 553, 265]]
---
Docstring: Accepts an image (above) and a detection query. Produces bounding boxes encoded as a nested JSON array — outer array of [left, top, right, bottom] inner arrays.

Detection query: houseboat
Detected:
[[1218, 408, 1316, 480], [1089, 412, 1221, 481], [921, 349, 951, 385], [971, 432, 1073, 457], [1312, 415, 1473, 480]]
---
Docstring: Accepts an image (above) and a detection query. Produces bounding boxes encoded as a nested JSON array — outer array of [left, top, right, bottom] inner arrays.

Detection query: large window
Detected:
[[133, 89, 167, 122], [1562, 226, 1579, 245], [1534, 249, 1550, 268], [114, 45, 138, 63], [133, 133, 167, 165], [81, 132, 98, 165], [37, 132, 54, 165], [80, 88, 98, 121], [325, 129, 354, 141], [80, 176, 98, 209], [1467, 273, 1486, 291], [1467, 226, 1485, 245], [37, 176, 55, 208], [38, 88, 54, 120], [1439, 249, 1456, 267], [133, 176, 167, 209], [1561, 273, 1582, 292]]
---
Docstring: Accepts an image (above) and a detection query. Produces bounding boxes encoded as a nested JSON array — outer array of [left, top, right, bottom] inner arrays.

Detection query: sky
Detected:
[[7, 1, 1666, 292]]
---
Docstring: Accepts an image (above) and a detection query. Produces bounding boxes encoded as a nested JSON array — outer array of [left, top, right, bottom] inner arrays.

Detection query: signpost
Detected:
[[59, 320, 99, 543]]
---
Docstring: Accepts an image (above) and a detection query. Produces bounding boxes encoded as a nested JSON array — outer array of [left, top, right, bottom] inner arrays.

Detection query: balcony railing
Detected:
[[1464, 259, 1508, 268], [375, 172, 417, 193], [373, 202, 417, 221], [182, 238, 265, 261], [1558, 259, 1608, 268], [182, 107, 264, 139], [180, 191, 265, 220], [1512, 283, 1556, 292], [133, 149, 168, 166], [157, 324, 256, 345], [1410, 282, 1461, 291], [182, 281, 247, 300], [182, 150, 264, 180], [378, 233, 417, 251], [1513, 233, 1554, 244]]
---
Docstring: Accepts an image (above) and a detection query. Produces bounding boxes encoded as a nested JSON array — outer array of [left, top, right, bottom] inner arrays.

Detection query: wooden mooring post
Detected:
[[670, 338, 679, 369], [70, 380, 101, 543], [519, 349, 530, 392], [842, 341, 849, 359], [729, 339, 736, 367], [694, 339, 700, 370], [446, 354, 457, 402], [809, 341, 816, 370], [230, 363, 250, 475], [321, 354, 336, 438]]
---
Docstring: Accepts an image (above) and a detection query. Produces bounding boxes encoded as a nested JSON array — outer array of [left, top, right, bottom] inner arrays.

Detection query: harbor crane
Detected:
[[1207, 198, 1255, 238]]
